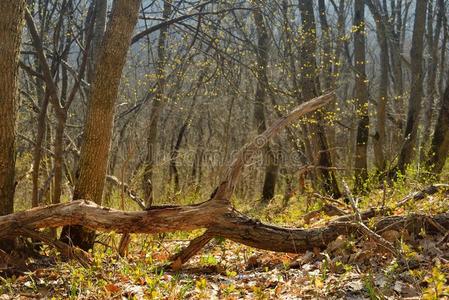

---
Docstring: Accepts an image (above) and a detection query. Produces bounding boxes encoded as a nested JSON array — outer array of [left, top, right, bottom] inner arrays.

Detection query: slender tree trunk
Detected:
[[298, 0, 341, 198], [282, 0, 314, 186], [32, 93, 49, 207], [87, 0, 107, 83], [60, 0, 141, 251], [397, 0, 428, 173], [390, 1, 405, 133], [438, 14, 448, 98], [318, 0, 338, 166], [0, 0, 26, 251], [317, 0, 332, 90], [426, 80, 449, 175], [53, 116, 66, 206], [353, 0, 370, 191], [142, 0, 173, 207], [252, 3, 279, 203], [421, 0, 443, 159], [366, 1, 389, 173], [169, 123, 187, 192]]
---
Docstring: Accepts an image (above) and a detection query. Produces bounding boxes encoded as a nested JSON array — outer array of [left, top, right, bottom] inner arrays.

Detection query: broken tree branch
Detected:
[[342, 181, 400, 257], [2, 93, 447, 268]]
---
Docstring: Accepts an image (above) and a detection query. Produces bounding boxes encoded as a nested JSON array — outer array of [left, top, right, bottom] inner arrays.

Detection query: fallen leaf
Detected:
[[104, 283, 121, 294]]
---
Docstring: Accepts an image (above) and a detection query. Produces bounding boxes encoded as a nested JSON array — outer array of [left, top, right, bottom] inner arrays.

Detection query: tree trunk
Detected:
[[366, 1, 389, 173], [0, 94, 371, 260], [0, 0, 26, 251], [60, 0, 141, 251], [32, 93, 49, 207], [317, 0, 337, 165], [53, 116, 66, 206], [252, 3, 279, 203], [421, 0, 443, 160], [87, 0, 107, 83], [426, 80, 449, 175], [298, 0, 341, 198], [2, 198, 448, 257], [353, 0, 370, 191], [397, 0, 428, 173], [142, 0, 173, 207]]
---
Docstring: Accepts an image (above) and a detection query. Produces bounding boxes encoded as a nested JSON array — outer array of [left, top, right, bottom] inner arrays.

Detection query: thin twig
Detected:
[[342, 180, 400, 257]]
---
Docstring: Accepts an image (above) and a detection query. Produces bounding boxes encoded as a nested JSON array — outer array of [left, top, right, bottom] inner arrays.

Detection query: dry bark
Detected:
[[1, 199, 447, 258], [2, 93, 447, 268], [0, 0, 26, 216], [60, 0, 141, 250], [0, 0, 26, 251]]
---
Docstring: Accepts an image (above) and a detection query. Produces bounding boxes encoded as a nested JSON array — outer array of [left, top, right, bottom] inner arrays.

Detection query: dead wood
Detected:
[[0, 199, 448, 262], [18, 227, 92, 267], [106, 175, 146, 210], [342, 180, 399, 257], [1, 93, 448, 268], [397, 183, 449, 207], [169, 231, 214, 270]]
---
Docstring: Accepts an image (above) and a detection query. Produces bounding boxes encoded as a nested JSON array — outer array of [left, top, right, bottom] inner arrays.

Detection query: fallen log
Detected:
[[1, 199, 448, 254], [1, 93, 447, 268]]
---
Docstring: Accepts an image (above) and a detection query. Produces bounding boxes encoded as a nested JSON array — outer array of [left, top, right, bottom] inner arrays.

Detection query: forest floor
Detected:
[[1, 183, 449, 299]]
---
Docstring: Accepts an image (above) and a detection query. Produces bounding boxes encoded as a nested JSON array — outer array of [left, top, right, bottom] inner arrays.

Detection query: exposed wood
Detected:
[[106, 175, 146, 210], [342, 181, 399, 257], [2, 93, 449, 268], [1, 199, 448, 257], [1, 93, 333, 261], [397, 183, 449, 207], [18, 227, 92, 268], [170, 231, 214, 270]]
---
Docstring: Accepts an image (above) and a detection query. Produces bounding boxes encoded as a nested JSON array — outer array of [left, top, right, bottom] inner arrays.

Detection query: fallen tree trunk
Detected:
[[1, 93, 448, 267], [1, 199, 448, 253]]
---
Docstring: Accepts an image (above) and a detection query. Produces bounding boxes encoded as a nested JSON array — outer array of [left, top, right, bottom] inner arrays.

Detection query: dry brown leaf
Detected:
[[381, 230, 401, 243], [104, 283, 121, 294]]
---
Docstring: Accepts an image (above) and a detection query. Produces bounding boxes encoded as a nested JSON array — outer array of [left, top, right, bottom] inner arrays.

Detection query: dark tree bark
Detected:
[[426, 80, 449, 175], [252, 3, 279, 203], [353, 0, 370, 191], [397, 0, 428, 173], [366, 0, 389, 172], [298, 0, 341, 198], [31, 93, 49, 208], [421, 0, 444, 158], [142, 0, 173, 207], [60, 0, 141, 251], [87, 0, 107, 83], [0, 0, 26, 251]]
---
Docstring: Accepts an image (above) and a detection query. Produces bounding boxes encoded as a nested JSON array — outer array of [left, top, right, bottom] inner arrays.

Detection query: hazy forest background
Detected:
[[0, 0, 449, 298]]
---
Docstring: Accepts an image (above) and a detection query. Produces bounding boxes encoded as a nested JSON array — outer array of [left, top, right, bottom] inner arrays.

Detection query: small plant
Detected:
[[252, 285, 269, 300], [363, 273, 382, 300], [422, 262, 449, 300], [199, 254, 218, 266]]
